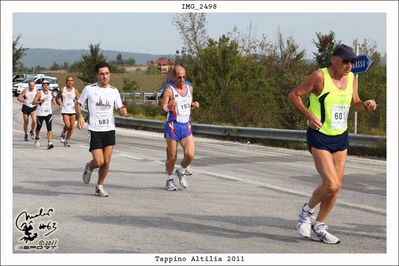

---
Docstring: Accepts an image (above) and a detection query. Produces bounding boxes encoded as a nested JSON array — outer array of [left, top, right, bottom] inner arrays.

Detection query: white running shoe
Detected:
[[184, 166, 193, 176], [311, 223, 340, 244], [166, 179, 177, 191], [47, 142, 54, 150], [176, 168, 188, 188], [82, 162, 92, 184], [64, 140, 71, 147], [95, 186, 109, 197], [30, 131, 35, 140], [35, 139, 40, 148], [297, 203, 314, 238], [60, 134, 66, 144]]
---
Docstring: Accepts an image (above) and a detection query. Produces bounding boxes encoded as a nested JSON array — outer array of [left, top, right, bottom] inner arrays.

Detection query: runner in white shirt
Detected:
[[17, 80, 37, 141], [55, 76, 80, 147], [76, 62, 127, 197], [32, 80, 55, 150]]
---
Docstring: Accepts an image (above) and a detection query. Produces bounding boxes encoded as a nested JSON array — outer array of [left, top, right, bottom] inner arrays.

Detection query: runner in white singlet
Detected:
[[56, 76, 80, 147]]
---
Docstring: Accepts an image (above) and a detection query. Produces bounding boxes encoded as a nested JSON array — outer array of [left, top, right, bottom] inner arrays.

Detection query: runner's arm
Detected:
[[55, 88, 63, 108], [16, 90, 26, 103], [351, 77, 377, 112], [160, 88, 175, 112], [76, 88, 88, 129], [75, 102, 85, 129], [288, 70, 323, 129], [32, 92, 43, 105], [190, 86, 200, 109]]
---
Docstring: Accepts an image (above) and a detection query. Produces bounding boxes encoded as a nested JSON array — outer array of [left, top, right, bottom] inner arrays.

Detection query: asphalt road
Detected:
[[12, 98, 386, 254]]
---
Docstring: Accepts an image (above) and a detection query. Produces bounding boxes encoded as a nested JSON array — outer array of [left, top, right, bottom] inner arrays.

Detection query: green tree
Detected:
[[62, 61, 69, 70], [77, 43, 107, 84], [13, 34, 28, 72], [260, 31, 310, 129], [122, 78, 140, 93], [172, 13, 208, 55], [145, 64, 159, 75], [50, 61, 60, 70], [349, 39, 386, 135], [125, 58, 136, 66], [312, 31, 338, 68], [68, 61, 81, 72], [186, 35, 277, 127], [116, 53, 123, 65]]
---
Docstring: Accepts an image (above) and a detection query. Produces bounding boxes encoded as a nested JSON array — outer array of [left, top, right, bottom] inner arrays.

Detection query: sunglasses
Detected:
[[342, 59, 355, 64], [177, 75, 185, 79]]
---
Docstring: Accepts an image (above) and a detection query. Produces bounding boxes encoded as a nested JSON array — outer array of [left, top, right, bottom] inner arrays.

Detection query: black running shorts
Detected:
[[36, 114, 53, 132], [88, 130, 116, 152], [22, 105, 37, 115]]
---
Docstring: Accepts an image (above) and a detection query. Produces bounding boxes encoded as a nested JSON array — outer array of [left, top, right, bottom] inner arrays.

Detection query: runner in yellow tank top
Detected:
[[288, 44, 377, 244]]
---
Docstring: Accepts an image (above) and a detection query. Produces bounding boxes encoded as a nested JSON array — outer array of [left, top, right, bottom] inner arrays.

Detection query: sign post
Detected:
[[352, 54, 375, 74], [352, 46, 375, 134]]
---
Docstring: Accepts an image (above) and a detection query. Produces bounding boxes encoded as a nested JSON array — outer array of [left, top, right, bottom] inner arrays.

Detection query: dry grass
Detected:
[[51, 71, 166, 92]]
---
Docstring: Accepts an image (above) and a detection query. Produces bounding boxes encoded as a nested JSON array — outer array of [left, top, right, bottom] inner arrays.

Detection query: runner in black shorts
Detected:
[[88, 130, 116, 152], [288, 44, 378, 244], [76, 62, 127, 197], [17, 80, 37, 141], [32, 80, 55, 149]]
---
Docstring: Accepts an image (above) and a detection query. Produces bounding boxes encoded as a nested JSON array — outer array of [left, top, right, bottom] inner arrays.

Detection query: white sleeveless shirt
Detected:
[[61, 87, 77, 114], [36, 91, 53, 116], [23, 88, 37, 108], [168, 85, 192, 123]]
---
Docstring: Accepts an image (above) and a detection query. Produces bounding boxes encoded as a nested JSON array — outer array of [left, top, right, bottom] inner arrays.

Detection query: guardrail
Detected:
[[120, 92, 161, 104], [81, 111, 385, 148]]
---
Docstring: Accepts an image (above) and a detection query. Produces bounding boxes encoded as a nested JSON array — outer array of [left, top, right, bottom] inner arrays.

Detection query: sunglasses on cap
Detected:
[[342, 59, 355, 64]]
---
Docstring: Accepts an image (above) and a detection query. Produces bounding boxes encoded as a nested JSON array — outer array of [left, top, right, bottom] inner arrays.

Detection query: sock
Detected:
[[304, 203, 314, 214], [178, 165, 186, 173], [167, 175, 174, 180], [48, 141, 53, 145], [314, 221, 324, 228], [97, 184, 103, 189]]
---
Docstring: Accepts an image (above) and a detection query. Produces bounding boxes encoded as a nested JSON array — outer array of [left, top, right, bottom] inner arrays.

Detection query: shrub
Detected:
[[126, 103, 140, 115], [143, 103, 159, 117]]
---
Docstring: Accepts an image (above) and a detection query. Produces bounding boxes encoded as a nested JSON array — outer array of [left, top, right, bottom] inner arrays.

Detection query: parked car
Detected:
[[13, 73, 45, 84], [13, 76, 59, 97]]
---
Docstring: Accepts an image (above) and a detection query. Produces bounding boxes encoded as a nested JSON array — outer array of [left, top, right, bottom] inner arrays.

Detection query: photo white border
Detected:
[[1, 1, 398, 265]]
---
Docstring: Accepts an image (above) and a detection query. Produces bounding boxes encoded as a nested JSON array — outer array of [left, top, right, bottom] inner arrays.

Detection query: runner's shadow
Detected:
[[77, 214, 300, 244], [13, 185, 89, 196], [170, 213, 385, 240]]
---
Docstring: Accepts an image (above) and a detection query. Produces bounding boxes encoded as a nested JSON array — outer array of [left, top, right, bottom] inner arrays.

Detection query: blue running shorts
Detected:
[[164, 121, 192, 142], [306, 127, 349, 153]]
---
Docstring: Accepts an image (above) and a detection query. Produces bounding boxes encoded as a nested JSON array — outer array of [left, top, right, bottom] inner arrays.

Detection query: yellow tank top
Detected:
[[308, 68, 353, 136]]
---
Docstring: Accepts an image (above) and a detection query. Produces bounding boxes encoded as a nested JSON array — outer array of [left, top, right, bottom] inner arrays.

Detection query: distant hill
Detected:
[[21, 48, 386, 68], [21, 48, 174, 68]]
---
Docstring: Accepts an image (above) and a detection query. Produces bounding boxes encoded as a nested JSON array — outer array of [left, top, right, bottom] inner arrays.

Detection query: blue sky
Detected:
[[13, 12, 386, 58]]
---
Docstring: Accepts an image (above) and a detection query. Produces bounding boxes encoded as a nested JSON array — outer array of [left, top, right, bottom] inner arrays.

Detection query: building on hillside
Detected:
[[147, 59, 175, 74]]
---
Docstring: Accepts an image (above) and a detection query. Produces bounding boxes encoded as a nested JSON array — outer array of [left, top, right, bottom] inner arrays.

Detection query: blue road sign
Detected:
[[352, 54, 375, 74]]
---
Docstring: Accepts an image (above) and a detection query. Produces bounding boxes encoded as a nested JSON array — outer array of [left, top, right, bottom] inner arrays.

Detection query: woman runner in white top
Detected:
[[56, 76, 80, 147]]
